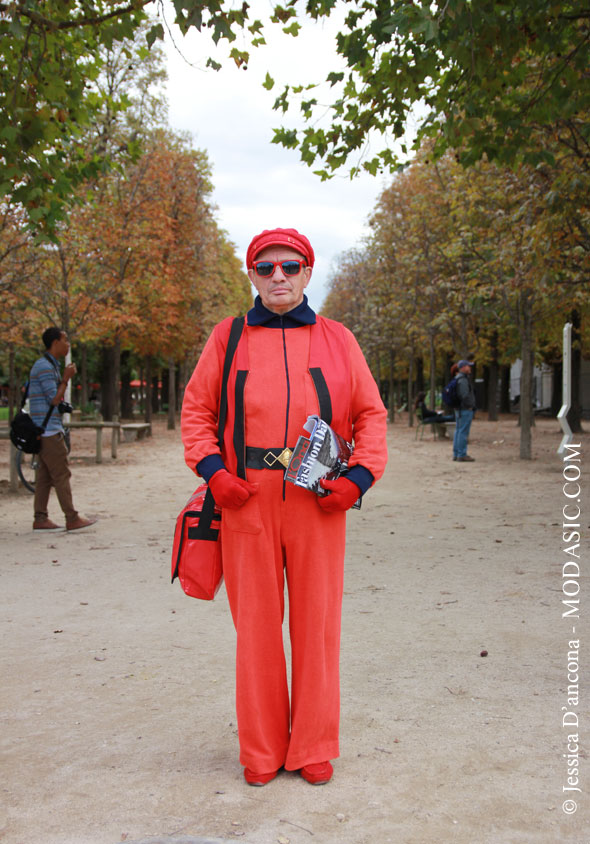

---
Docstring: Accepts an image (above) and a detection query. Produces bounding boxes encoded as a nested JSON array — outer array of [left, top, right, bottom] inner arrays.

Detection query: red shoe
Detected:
[[300, 761, 333, 785], [244, 767, 278, 786]]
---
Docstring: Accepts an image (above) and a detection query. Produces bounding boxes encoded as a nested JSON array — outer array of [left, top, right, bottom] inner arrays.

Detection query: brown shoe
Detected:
[[66, 516, 97, 532], [33, 518, 63, 532], [457, 455, 475, 462]]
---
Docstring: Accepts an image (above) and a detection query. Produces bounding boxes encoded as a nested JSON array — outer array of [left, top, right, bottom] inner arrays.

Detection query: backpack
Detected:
[[9, 382, 54, 453], [442, 376, 460, 409]]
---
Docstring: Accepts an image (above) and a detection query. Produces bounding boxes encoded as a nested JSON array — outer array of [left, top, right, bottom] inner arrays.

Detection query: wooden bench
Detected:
[[67, 420, 120, 463], [1, 420, 120, 488], [120, 422, 152, 442]]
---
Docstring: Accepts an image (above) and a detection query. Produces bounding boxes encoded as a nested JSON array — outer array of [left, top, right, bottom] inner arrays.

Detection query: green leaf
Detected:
[[282, 22, 301, 37], [146, 23, 165, 49], [0, 125, 18, 142], [229, 47, 249, 68], [272, 127, 298, 149]]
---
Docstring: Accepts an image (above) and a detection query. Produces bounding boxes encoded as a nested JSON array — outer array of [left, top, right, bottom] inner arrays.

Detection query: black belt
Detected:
[[245, 446, 294, 470]]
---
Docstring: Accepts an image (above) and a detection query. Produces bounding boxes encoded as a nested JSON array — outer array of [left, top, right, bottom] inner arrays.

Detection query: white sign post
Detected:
[[557, 322, 572, 454], [63, 348, 72, 426]]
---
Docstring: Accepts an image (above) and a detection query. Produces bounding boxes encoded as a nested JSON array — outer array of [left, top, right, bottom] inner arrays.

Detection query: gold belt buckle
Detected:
[[263, 448, 292, 468], [263, 450, 277, 467], [277, 447, 292, 468]]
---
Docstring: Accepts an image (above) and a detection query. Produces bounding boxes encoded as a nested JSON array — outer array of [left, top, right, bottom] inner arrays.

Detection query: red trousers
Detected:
[[221, 469, 346, 772]]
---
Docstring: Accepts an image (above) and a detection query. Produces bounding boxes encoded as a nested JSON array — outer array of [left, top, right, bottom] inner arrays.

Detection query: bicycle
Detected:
[[15, 427, 71, 493], [15, 450, 39, 493]]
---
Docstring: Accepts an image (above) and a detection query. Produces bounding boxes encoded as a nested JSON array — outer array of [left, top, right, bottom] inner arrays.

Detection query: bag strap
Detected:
[[41, 403, 55, 429], [217, 316, 244, 448], [18, 379, 54, 428], [41, 354, 60, 428], [43, 352, 60, 376], [199, 316, 245, 526], [20, 381, 30, 410]]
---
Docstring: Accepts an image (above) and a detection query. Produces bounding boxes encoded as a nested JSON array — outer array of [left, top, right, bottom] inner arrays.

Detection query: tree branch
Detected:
[[0, 1, 153, 31]]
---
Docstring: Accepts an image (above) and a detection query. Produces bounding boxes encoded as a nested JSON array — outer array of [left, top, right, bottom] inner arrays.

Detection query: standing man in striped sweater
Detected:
[[29, 326, 96, 532]]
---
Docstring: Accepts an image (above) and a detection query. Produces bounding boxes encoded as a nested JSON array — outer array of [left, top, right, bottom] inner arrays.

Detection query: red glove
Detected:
[[318, 477, 360, 512], [208, 470, 257, 509]]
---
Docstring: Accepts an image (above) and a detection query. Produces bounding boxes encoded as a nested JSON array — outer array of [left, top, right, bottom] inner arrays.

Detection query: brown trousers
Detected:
[[33, 433, 78, 524]]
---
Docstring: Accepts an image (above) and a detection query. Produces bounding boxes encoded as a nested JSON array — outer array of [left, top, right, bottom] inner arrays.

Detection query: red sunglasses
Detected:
[[252, 259, 307, 277]]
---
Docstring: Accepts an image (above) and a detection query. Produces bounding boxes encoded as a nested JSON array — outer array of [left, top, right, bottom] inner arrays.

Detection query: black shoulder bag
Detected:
[[10, 382, 55, 454]]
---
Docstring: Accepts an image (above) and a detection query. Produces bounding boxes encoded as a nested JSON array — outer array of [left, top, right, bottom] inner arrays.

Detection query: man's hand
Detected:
[[318, 477, 360, 512], [63, 363, 77, 381], [209, 470, 257, 509], [53, 362, 77, 405]]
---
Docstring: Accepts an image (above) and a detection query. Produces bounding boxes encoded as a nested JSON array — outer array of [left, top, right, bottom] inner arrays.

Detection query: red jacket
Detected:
[[182, 306, 387, 490]]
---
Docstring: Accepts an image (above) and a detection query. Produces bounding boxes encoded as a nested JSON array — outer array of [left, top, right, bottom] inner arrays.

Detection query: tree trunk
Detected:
[[415, 355, 424, 396], [79, 344, 88, 410], [487, 331, 499, 421], [481, 366, 489, 413], [178, 359, 187, 411], [500, 365, 511, 413], [519, 296, 534, 459], [444, 352, 454, 385], [100, 344, 116, 421], [567, 309, 584, 433], [113, 335, 121, 419], [138, 364, 145, 415], [120, 349, 133, 419], [407, 349, 414, 427], [175, 362, 182, 412], [429, 334, 436, 410], [152, 372, 160, 414], [161, 365, 169, 415], [388, 348, 396, 423], [8, 346, 15, 423], [167, 357, 176, 430], [144, 356, 153, 424], [374, 353, 382, 398]]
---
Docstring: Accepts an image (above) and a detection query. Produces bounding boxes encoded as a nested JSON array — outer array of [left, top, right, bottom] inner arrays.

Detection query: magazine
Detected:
[[284, 415, 361, 509]]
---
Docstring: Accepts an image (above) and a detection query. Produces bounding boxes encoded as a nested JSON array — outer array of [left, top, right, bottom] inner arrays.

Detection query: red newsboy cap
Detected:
[[246, 228, 315, 268]]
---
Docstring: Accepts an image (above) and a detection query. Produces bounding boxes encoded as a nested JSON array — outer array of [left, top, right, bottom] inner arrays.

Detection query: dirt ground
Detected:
[[0, 413, 588, 844]]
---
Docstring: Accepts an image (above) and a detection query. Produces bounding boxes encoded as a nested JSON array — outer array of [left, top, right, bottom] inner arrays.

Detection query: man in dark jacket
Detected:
[[453, 359, 476, 462]]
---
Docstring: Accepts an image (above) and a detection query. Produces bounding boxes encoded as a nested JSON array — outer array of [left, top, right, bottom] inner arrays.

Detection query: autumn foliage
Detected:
[[0, 130, 251, 421], [322, 139, 590, 458]]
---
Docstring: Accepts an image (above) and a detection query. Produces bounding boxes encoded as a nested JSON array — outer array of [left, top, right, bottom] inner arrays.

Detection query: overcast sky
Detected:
[[161, 3, 392, 311]]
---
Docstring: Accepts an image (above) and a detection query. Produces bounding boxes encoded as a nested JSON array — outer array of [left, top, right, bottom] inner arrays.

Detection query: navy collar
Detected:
[[247, 295, 317, 328]]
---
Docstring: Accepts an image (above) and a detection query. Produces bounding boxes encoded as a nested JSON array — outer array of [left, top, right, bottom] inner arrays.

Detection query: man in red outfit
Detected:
[[181, 228, 388, 786]]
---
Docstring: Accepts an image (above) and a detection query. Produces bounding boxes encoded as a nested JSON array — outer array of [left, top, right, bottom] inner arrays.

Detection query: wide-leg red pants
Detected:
[[221, 469, 346, 772]]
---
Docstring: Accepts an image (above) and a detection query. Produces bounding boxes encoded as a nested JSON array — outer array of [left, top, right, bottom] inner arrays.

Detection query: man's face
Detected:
[[248, 246, 312, 315], [55, 332, 70, 358], [460, 364, 471, 374]]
